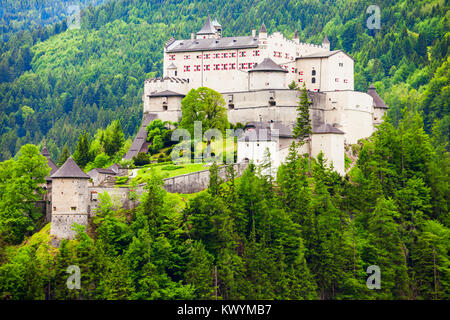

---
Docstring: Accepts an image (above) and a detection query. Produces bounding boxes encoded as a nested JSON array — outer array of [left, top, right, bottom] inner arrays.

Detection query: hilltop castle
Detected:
[[126, 16, 388, 175], [46, 17, 388, 241]]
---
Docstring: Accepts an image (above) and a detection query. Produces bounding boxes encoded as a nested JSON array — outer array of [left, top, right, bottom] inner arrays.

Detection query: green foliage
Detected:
[[0, 144, 49, 244], [180, 87, 228, 137], [293, 83, 312, 144], [132, 152, 150, 167], [72, 131, 93, 168]]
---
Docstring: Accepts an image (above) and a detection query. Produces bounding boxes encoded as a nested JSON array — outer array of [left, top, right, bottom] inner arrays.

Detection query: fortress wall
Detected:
[[163, 162, 248, 194], [249, 71, 287, 90], [324, 91, 374, 144], [144, 78, 189, 95], [51, 214, 88, 240], [312, 133, 345, 175], [88, 185, 145, 215], [327, 53, 354, 91]]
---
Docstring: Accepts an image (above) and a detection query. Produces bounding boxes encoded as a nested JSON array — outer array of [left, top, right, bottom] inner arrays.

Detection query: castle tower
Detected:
[[322, 35, 330, 51], [50, 156, 90, 240], [259, 22, 268, 39], [293, 30, 300, 44], [196, 15, 219, 39], [367, 84, 388, 125], [311, 123, 345, 175], [211, 18, 222, 37], [248, 58, 288, 90]]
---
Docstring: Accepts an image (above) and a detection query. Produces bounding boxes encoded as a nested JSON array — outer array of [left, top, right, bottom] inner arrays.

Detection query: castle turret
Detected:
[[50, 156, 90, 240], [196, 15, 219, 39], [211, 18, 222, 37], [293, 30, 299, 44], [367, 84, 388, 125], [322, 35, 330, 51], [259, 22, 268, 39], [248, 58, 288, 90]]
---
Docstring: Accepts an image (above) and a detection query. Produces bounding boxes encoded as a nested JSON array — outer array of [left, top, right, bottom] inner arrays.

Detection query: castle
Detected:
[[46, 17, 387, 241], [126, 16, 388, 175]]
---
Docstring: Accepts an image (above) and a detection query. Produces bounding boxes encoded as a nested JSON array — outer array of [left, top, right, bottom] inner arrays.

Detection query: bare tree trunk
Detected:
[[433, 247, 437, 299], [308, 138, 312, 176], [214, 265, 218, 300]]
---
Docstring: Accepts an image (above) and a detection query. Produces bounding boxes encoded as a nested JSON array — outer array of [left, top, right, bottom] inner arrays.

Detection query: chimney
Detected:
[[191, 33, 194, 40], [252, 29, 256, 37]]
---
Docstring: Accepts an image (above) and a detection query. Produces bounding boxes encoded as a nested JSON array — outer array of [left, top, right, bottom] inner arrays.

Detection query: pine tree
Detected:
[[73, 131, 92, 168], [58, 144, 70, 166], [185, 241, 214, 299], [293, 83, 312, 175]]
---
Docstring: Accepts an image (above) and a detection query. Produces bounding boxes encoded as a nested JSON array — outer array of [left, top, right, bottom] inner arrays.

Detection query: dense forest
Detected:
[[0, 0, 109, 41], [0, 109, 448, 299], [0, 0, 448, 161]]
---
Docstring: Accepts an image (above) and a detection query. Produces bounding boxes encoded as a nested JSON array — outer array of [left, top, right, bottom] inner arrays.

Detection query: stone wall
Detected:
[[163, 161, 249, 194], [50, 214, 88, 240], [88, 185, 145, 215]]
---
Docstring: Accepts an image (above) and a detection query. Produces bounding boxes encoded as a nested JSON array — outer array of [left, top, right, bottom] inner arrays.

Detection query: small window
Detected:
[[163, 105, 168, 111], [174, 71, 177, 76], [339, 63, 343, 67], [71, 207, 77, 211], [312, 77, 316, 83], [312, 70, 316, 76]]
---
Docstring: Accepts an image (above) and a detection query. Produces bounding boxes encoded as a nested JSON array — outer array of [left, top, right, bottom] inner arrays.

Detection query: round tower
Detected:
[[248, 58, 288, 90], [50, 156, 90, 240]]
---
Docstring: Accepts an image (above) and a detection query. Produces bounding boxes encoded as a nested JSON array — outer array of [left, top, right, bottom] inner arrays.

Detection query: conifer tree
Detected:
[[73, 131, 92, 168], [293, 83, 312, 174], [58, 144, 70, 167]]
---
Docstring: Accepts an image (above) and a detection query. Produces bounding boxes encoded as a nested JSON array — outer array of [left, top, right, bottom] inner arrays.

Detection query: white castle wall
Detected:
[[249, 71, 287, 90], [324, 91, 374, 144], [311, 133, 345, 175], [144, 95, 183, 123], [295, 52, 354, 92]]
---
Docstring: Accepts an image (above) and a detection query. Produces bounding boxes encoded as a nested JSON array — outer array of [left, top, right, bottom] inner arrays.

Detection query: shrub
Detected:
[[133, 152, 150, 166]]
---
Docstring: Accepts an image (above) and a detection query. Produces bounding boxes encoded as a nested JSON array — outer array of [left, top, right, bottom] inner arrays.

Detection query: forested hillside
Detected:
[[0, 109, 448, 299], [0, 0, 109, 41], [0, 0, 448, 161]]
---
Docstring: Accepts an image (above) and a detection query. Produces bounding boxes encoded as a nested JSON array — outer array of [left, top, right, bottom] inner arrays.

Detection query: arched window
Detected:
[[312, 77, 316, 83], [312, 70, 316, 76]]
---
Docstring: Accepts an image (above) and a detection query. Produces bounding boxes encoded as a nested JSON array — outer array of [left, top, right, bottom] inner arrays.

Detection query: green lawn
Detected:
[[133, 162, 210, 183]]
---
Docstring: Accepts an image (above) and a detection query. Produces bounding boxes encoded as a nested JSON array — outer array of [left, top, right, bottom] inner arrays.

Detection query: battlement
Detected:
[[145, 77, 189, 84]]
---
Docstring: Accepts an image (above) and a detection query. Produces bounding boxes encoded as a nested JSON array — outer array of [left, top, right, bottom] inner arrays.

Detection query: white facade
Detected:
[[311, 133, 345, 175], [137, 17, 388, 176]]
